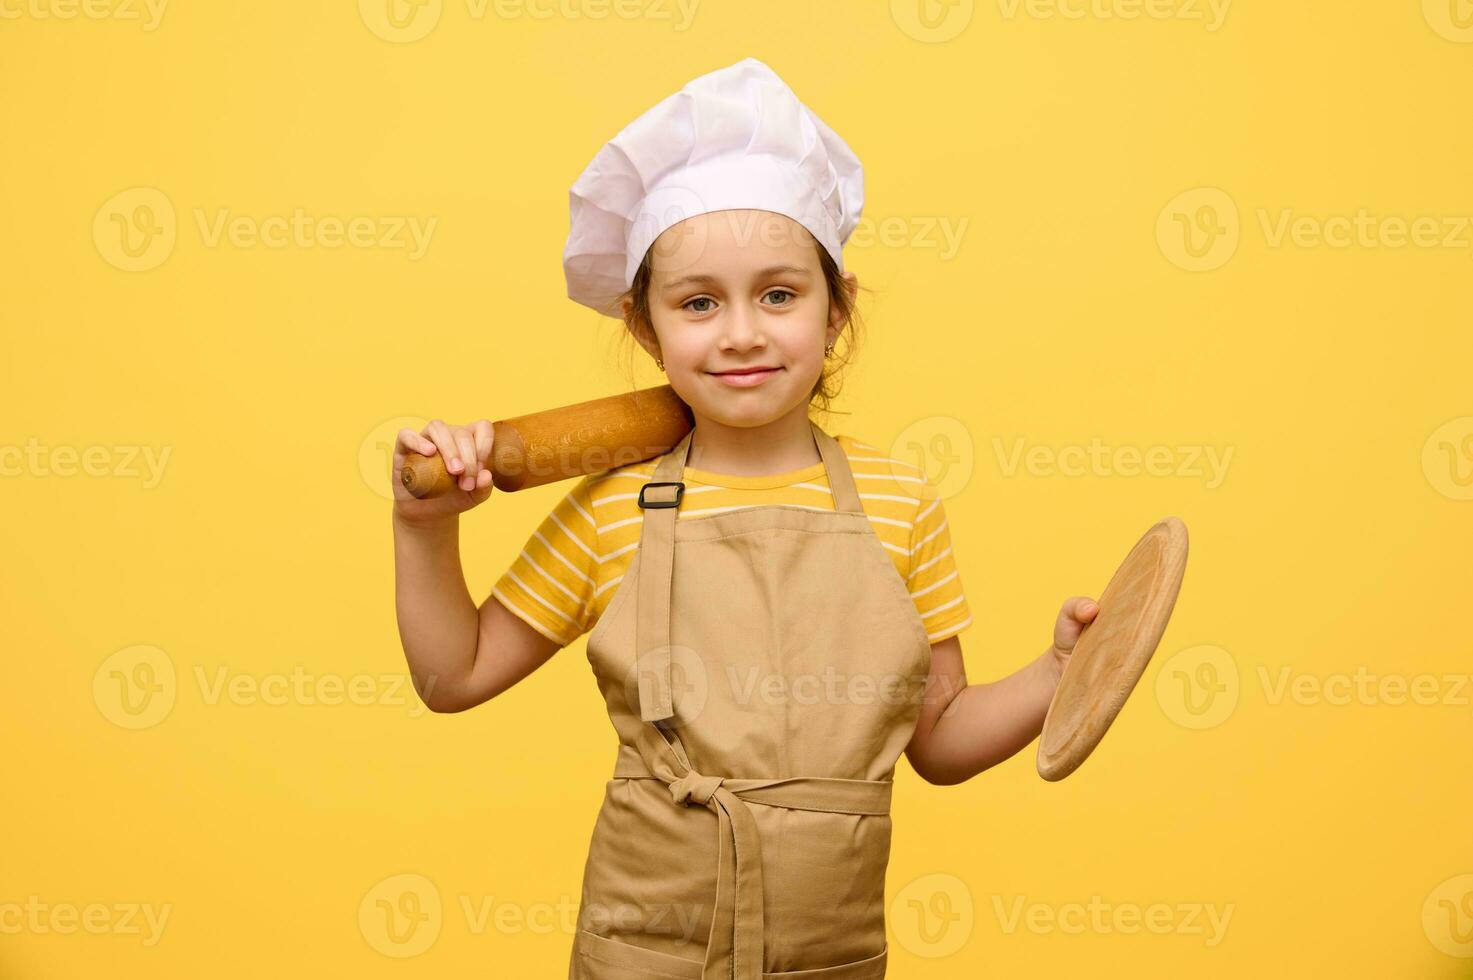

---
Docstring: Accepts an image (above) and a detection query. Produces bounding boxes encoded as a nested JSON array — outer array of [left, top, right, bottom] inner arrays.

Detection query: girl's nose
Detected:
[[719, 304, 767, 351]]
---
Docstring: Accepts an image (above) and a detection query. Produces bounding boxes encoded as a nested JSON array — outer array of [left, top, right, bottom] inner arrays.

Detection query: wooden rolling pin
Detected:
[[400, 385, 694, 498]]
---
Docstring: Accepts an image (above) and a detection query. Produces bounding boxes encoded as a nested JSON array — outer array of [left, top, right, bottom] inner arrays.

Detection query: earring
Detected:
[[824, 343, 835, 358], [655, 356, 664, 371]]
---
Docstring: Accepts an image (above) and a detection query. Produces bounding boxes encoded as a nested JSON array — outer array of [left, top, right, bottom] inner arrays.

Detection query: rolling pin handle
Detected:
[[401, 453, 455, 499]]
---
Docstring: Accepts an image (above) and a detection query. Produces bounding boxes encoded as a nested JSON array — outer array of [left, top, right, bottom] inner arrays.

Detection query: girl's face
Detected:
[[623, 209, 856, 428]]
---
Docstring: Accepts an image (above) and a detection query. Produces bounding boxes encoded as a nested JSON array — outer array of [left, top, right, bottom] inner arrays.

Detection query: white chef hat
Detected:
[[562, 57, 865, 319]]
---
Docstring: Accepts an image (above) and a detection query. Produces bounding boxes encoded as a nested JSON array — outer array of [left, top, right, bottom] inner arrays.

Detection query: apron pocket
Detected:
[[573, 928, 703, 980], [766, 942, 888, 980], [574, 929, 887, 980]]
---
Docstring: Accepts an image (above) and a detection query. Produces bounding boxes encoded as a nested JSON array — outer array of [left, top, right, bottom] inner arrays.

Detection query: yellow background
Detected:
[[3, 0, 1471, 976]]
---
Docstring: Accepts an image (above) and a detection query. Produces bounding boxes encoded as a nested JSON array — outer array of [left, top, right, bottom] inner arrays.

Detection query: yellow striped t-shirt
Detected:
[[489, 433, 973, 650]]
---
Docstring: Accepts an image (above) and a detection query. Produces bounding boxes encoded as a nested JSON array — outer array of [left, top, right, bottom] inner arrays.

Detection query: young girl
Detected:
[[392, 57, 1099, 980]]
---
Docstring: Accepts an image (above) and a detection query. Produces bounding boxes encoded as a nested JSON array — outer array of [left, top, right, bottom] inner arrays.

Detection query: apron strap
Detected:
[[813, 422, 864, 516], [633, 426, 692, 723]]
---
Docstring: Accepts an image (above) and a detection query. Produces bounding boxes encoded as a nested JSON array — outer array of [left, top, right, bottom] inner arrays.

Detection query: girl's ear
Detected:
[[623, 305, 661, 360], [829, 270, 859, 333]]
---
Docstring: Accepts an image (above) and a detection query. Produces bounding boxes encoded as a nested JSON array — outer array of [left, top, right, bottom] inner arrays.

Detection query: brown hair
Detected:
[[615, 240, 870, 419]]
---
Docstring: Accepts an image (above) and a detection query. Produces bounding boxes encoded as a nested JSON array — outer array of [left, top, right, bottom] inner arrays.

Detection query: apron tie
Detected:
[[615, 746, 892, 980], [670, 771, 725, 807]]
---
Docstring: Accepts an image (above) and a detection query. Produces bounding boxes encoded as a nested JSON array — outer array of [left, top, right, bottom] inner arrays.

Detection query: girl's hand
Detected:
[[1048, 595, 1100, 682], [392, 419, 496, 528]]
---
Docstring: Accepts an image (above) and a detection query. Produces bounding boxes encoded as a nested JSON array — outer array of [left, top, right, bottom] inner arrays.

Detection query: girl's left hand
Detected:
[[1048, 596, 1101, 681]]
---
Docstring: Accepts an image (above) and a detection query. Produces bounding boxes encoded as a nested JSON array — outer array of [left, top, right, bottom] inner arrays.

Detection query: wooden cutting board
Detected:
[[1037, 516, 1189, 781]]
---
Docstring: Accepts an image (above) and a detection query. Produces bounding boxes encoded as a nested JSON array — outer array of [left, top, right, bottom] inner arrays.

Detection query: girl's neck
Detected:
[[684, 404, 821, 478]]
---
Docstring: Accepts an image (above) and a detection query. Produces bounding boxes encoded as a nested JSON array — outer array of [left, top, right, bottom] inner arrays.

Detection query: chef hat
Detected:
[[562, 56, 865, 319]]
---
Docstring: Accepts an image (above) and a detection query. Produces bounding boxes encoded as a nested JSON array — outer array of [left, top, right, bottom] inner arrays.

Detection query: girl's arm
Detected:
[[903, 596, 1098, 785], [393, 512, 560, 713], [391, 420, 560, 713]]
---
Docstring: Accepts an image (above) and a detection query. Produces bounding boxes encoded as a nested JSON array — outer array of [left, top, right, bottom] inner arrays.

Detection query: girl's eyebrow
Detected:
[[660, 264, 813, 294]]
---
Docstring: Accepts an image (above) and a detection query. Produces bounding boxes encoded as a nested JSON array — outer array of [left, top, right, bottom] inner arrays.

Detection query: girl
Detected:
[[391, 57, 1098, 980]]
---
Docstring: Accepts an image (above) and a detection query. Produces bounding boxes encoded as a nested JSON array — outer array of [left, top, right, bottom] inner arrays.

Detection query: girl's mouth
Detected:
[[709, 367, 782, 388]]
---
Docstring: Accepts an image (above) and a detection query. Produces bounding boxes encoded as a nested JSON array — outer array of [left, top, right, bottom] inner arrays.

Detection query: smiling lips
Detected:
[[710, 366, 781, 387]]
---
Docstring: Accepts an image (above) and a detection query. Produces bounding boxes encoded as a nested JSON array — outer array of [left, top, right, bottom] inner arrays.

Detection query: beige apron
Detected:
[[568, 420, 933, 980]]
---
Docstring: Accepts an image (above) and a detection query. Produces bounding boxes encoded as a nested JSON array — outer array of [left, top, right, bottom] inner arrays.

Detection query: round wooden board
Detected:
[[1037, 516, 1189, 781]]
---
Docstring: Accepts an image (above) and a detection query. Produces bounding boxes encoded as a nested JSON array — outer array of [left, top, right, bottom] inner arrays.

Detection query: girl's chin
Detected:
[[679, 388, 825, 429]]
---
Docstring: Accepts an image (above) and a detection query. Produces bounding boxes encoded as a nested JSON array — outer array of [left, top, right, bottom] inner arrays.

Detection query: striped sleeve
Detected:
[[489, 476, 600, 648], [907, 490, 974, 644]]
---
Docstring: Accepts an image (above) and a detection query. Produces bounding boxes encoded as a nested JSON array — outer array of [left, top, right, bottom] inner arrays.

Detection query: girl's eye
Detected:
[[681, 290, 794, 314]]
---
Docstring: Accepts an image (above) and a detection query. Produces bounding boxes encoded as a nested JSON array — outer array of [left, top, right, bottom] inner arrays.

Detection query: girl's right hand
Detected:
[[392, 419, 496, 527]]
